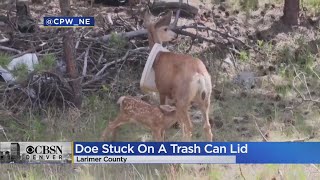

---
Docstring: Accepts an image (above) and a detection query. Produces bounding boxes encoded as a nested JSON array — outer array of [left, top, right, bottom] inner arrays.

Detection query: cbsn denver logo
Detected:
[[25, 144, 63, 161], [0, 142, 71, 163]]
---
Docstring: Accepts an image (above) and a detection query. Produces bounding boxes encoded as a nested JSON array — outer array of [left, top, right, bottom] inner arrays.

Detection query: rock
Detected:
[[211, 117, 223, 129], [233, 71, 256, 90], [218, 5, 226, 12], [223, 56, 233, 66]]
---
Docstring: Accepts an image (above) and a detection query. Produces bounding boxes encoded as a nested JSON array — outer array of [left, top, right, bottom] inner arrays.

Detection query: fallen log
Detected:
[[86, 29, 148, 42], [150, 1, 198, 18]]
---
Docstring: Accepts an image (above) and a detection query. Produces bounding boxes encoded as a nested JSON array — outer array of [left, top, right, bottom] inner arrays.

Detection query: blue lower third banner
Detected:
[[2, 142, 320, 164], [74, 142, 320, 164]]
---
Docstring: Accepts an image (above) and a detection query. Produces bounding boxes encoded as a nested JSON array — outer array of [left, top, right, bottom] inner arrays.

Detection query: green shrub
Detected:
[[35, 54, 56, 72], [109, 32, 127, 50], [0, 53, 11, 67]]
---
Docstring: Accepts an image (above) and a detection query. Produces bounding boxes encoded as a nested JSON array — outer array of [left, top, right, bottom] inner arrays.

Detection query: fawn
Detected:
[[100, 96, 178, 142]]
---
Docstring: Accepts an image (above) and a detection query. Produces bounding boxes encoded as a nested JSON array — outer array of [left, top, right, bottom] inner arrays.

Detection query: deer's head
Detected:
[[144, 9, 177, 47]]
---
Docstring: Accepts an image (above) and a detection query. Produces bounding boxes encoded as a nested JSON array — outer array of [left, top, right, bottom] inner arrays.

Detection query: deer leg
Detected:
[[176, 103, 193, 141], [200, 98, 213, 141], [153, 129, 163, 142], [100, 126, 109, 141], [161, 130, 166, 141], [159, 94, 166, 105], [100, 115, 128, 141]]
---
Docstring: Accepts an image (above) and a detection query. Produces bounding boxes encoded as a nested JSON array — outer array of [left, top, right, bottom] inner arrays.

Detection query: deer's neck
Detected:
[[147, 26, 162, 49]]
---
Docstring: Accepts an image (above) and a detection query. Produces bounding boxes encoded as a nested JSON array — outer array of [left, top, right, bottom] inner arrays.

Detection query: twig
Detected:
[[82, 47, 148, 86], [0, 125, 9, 141], [131, 164, 144, 180], [75, 31, 83, 49], [171, 0, 182, 27], [173, 28, 218, 44], [239, 165, 246, 180], [86, 24, 255, 56], [0, 45, 21, 54], [0, 35, 9, 43], [311, 68, 320, 80], [76, 52, 86, 61], [186, 23, 198, 53], [278, 169, 284, 180], [311, 164, 320, 173], [117, 14, 136, 31], [292, 70, 320, 104], [97, 53, 104, 64], [284, 134, 315, 142], [107, 13, 113, 25], [249, 113, 269, 142], [10, 48, 37, 59], [82, 43, 92, 77], [177, 25, 263, 54], [86, 29, 148, 42]]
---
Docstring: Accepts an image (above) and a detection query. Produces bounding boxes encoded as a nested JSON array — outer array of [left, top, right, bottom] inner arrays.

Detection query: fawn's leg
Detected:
[[152, 129, 164, 142], [100, 115, 128, 141], [159, 94, 166, 105], [161, 130, 166, 142]]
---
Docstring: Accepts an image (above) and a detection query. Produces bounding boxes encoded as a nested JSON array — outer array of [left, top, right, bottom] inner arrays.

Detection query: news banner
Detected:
[[1, 142, 320, 164]]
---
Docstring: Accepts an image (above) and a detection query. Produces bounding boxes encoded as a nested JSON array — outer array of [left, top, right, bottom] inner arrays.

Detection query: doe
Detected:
[[143, 9, 213, 141]]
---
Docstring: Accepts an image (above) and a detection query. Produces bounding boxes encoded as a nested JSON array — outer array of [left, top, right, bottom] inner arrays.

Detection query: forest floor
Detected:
[[0, 0, 320, 179]]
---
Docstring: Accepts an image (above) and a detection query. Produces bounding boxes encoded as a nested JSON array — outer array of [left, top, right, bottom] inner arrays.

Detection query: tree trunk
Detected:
[[59, 0, 82, 109], [16, 0, 37, 33], [282, 0, 299, 25]]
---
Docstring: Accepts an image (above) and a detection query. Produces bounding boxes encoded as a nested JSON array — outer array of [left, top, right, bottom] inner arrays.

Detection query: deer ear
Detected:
[[155, 10, 173, 29], [159, 105, 176, 113], [143, 8, 153, 28]]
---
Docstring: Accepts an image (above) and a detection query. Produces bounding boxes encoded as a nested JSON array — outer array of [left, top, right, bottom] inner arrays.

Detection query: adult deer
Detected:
[[143, 9, 213, 141]]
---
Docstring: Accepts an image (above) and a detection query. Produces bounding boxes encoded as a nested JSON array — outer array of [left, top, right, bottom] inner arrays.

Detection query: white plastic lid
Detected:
[[140, 43, 169, 93]]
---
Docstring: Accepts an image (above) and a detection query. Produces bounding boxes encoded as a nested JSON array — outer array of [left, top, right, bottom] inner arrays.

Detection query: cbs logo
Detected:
[[26, 146, 35, 154]]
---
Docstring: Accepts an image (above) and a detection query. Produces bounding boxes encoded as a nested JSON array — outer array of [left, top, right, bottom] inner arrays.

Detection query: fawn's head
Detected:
[[159, 105, 178, 125], [144, 9, 177, 48]]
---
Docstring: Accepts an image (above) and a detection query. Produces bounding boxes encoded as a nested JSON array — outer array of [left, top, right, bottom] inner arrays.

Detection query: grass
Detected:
[[11, 63, 29, 82], [304, 0, 320, 14], [239, 50, 250, 62], [0, 53, 11, 67], [275, 84, 291, 96], [34, 54, 56, 72], [108, 32, 128, 51], [2, 89, 318, 179], [1, 163, 318, 180]]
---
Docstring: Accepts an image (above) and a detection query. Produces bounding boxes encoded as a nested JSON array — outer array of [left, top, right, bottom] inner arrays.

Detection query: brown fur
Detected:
[[144, 10, 213, 141], [100, 96, 178, 142]]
